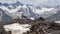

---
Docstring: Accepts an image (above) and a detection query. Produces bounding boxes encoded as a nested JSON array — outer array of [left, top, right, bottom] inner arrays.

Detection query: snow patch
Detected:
[[4, 23, 31, 34], [55, 21, 60, 23]]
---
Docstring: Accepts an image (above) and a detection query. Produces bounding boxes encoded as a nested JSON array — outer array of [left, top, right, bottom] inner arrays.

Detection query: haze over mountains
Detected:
[[0, 1, 60, 21]]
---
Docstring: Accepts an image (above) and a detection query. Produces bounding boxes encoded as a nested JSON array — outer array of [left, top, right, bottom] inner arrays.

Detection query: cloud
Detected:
[[0, 0, 17, 3], [0, 0, 60, 6], [18, 0, 60, 6]]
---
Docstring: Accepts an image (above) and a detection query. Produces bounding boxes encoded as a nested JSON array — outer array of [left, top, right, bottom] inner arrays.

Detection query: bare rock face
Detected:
[[23, 19, 60, 34]]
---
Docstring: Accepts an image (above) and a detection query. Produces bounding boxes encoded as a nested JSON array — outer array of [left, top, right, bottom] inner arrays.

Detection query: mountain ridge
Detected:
[[0, 1, 60, 21]]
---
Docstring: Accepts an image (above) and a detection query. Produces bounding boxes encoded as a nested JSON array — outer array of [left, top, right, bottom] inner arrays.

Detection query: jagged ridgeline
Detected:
[[0, 1, 60, 23]]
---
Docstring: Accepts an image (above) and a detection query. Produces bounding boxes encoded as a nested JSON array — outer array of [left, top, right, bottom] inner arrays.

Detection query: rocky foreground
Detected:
[[0, 17, 60, 34]]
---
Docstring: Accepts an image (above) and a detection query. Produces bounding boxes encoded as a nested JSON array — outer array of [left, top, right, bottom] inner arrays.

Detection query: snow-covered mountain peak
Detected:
[[9, 6, 22, 13], [22, 5, 27, 8], [0, 6, 9, 11], [0, 1, 60, 19]]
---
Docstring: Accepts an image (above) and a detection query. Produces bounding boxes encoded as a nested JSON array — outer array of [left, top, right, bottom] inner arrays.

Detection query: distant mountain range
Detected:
[[0, 1, 23, 9], [0, 1, 60, 21]]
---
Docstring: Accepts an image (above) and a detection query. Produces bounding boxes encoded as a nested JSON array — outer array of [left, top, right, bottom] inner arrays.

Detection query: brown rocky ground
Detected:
[[0, 17, 60, 34]]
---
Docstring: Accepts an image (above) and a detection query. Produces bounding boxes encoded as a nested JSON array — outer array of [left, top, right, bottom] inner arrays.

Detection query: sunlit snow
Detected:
[[4, 23, 31, 34], [0, 4, 58, 19]]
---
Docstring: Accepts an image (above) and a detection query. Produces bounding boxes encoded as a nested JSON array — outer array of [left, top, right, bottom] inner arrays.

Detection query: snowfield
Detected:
[[32, 8, 55, 14], [4, 23, 31, 34]]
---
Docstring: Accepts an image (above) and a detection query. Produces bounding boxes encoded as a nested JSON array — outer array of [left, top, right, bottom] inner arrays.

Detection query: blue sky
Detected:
[[0, 0, 60, 6]]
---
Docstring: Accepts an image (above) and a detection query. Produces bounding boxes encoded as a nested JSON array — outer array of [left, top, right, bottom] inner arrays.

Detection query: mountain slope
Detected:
[[46, 7, 60, 22], [0, 2, 59, 20]]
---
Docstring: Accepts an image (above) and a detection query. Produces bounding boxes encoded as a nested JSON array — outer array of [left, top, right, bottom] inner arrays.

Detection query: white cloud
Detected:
[[0, 0, 60, 6], [0, 0, 17, 4]]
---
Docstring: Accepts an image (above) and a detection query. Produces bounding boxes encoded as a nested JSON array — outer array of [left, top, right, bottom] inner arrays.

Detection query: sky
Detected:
[[0, 0, 60, 6]]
